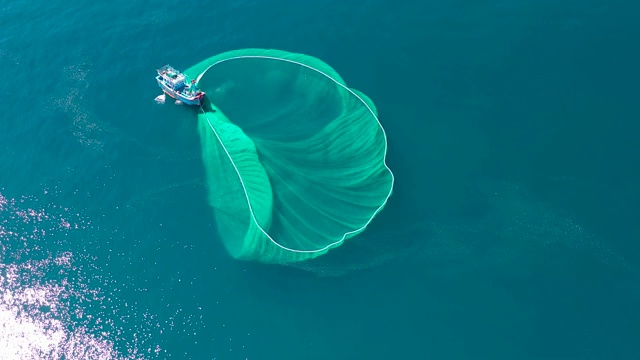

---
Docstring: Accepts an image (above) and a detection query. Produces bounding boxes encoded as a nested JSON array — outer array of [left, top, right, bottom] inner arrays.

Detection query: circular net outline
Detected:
[[196, 55, 395, 254]]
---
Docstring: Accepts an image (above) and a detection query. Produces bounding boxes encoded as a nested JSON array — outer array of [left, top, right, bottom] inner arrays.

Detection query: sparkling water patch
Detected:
[[0, 190, 161, 359]]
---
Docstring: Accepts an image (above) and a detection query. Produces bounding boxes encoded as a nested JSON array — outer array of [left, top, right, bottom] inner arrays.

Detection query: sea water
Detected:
[[1, 0, 639, 359]]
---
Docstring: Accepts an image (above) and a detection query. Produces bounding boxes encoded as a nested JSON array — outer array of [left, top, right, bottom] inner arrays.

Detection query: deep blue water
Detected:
[[1, 0, 639, 359]]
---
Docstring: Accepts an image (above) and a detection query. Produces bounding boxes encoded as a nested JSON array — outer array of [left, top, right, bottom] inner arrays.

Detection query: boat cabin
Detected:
[[157, 65, 188, 91]]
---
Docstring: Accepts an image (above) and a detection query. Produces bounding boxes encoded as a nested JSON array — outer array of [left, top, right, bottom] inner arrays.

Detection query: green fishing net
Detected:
[[184, 49, 394, 264]]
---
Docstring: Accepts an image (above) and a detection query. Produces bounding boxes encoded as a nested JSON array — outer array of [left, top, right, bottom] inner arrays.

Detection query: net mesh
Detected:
[[185, 49, 394, 264]]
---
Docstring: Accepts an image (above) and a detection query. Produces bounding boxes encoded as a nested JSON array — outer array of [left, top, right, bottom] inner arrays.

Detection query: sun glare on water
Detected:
[[0, 191, 160, 360]]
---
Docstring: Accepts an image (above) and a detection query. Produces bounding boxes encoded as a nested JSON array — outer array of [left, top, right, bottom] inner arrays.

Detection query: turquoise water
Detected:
[[1, 0, 640, 359]]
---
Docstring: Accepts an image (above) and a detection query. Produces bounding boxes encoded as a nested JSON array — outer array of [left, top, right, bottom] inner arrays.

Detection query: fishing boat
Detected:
[[155, 65, 205, 106]]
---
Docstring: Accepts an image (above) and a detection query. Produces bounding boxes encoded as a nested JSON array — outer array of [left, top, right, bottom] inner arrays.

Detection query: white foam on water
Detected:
[[154, 94, 166, 104]]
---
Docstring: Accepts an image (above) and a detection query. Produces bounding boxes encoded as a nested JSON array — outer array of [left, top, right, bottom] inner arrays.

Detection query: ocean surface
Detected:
[[1, 0, 640, 359]]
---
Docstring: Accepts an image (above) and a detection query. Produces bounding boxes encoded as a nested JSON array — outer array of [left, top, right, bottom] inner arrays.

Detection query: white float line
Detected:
[[198, 55, 395, 254]]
